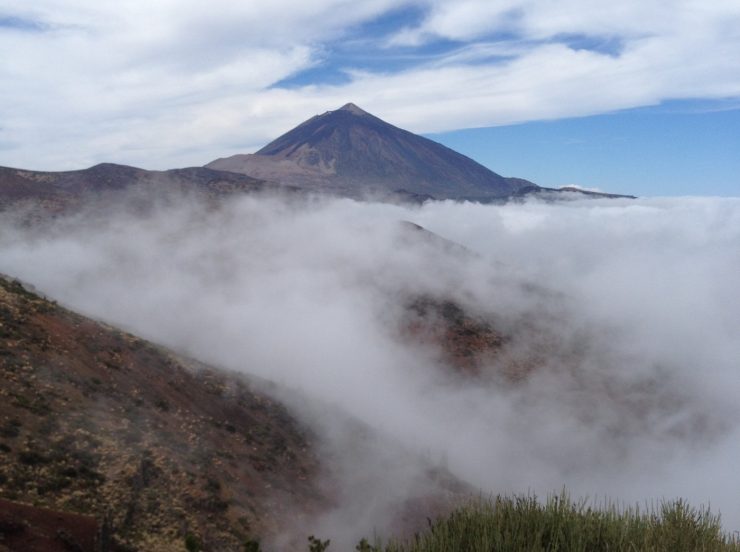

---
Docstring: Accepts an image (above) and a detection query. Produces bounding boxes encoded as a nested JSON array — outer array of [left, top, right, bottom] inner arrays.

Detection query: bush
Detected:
[[18, 450, 49, 465], [244, 539, 262, 552], [373, 492, 740, 552], [184, 533, 201, 552], [0, 419, 21, 438], [308, 535, 331, 551]]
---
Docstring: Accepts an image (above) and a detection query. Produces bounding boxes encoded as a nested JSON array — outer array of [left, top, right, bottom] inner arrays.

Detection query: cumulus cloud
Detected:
[[1, 193, 739, 546], [1, 0, 740, 170], [0, 0, 405, 169]]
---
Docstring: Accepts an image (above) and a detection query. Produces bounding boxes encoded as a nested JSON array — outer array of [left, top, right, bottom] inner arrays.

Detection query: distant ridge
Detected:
[[0, 163, 285, 214]]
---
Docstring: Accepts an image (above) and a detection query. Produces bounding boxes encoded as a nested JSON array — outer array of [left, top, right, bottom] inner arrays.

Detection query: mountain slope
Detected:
[[0, 275, 327, 551], [0, 269, 482, 550], [206, 103, 535, 200]]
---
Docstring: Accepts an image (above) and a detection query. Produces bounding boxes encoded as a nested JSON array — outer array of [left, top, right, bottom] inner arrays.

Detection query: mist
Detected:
[[1, 193, 739, 546]]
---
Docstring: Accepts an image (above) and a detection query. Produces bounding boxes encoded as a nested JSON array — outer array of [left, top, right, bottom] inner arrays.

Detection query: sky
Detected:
[[1, 0, 739, 196]]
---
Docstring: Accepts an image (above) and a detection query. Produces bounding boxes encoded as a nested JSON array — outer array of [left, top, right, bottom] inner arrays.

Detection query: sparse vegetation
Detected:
[[0, 274, 324, 550], [308, 535, 331, 551], [365, 492, 740, 552]]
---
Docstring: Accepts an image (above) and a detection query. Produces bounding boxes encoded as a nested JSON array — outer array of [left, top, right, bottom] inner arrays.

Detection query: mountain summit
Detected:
[[206, 103, 535, 200], [334, 102, 369, 116]]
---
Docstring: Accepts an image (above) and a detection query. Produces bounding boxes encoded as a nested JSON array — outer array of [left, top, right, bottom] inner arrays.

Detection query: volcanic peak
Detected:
[[336, 102, 369, 116]]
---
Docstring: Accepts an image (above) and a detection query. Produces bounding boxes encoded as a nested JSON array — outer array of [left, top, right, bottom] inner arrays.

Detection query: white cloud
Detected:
[[0, 0, 408, 169], [394, 0, 740, 44], [0, 0, 739, 170]]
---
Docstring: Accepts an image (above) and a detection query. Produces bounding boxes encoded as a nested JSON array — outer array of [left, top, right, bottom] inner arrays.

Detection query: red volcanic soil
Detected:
[[0, 497, 98, 552]]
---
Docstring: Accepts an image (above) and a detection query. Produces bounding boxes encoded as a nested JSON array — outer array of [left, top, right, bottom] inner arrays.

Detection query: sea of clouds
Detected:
[[1, 193, 739, 546]]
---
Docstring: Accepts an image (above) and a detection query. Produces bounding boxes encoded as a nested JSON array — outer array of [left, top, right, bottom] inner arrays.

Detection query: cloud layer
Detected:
[[1, 193, 739, 545], [1, 0, 739, 170]]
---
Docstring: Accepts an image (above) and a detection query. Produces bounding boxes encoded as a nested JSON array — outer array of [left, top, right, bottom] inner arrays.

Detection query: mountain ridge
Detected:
[[0, 103, 635, 208], [0, 163, 292, 218]]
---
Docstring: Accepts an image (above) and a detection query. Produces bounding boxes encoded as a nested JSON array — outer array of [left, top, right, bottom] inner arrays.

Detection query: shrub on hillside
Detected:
[[368, 492, 739, 552]]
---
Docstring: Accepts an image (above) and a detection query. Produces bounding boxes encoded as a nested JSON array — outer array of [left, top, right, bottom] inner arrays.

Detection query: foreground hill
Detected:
[[0, 275, 327, 551], [207, 103, 535, 201]]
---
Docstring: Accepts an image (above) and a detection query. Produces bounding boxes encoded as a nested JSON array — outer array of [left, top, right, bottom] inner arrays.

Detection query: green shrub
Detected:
[[184, 533, 201, 552], [308, 535, 331, 551], [373, 492, 740, 552], [356, 538, 381, 551], [243, 539, 262, 552]]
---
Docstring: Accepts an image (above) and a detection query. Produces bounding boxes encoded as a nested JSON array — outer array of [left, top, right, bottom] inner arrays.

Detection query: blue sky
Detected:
[[1, 1, 739, 196], [431, 101, 740, 197]]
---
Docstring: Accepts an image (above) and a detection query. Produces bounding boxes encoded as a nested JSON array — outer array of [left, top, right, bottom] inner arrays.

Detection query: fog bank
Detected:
[[2, 194, 739, 544]]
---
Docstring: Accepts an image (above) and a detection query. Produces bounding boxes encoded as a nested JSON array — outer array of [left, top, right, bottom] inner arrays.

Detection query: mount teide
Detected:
[[0, 103, 634, 210], [206, 103, 536, 201]]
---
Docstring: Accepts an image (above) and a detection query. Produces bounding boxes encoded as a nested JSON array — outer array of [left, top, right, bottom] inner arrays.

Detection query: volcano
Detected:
[[206, 103, 536, 201], [0, 103, 633, 210]]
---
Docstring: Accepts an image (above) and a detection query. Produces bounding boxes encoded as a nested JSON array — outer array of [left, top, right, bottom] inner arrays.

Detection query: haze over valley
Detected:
[[1, 2, 739, 550], [1, 169, 739, 548]]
